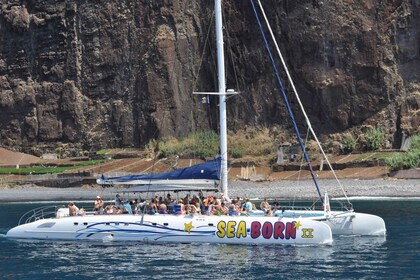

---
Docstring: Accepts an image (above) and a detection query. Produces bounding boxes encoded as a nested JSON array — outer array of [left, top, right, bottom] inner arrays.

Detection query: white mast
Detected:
[[215, 0, 228, 197]]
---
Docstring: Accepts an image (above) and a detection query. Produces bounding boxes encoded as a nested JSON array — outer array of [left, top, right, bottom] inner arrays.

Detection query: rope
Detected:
[[255, 0, 352, 208], [223, 8, 241, 92], [249, 0, 323, 203], [193, 10, 214, 92]]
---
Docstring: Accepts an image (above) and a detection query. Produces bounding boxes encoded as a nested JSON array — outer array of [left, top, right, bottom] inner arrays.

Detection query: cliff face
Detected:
[[0, 0, 419, 154]]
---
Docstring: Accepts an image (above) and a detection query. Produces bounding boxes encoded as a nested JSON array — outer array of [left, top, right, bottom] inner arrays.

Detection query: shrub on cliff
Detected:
[[146, 131, 219, 159], [386, 135, 420, 171], [146, 127, 277, 160], [364, 127, 384, 151], [228, 127, 275, 157], [341, 134, 357, 154]]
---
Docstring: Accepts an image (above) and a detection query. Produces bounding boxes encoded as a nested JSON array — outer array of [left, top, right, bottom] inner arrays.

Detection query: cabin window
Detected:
[[105, 223, 110, 225], [115, 223, 119, 225], [163, 223, 168, 226], [37, 222, 56, 228], [124, 223, 129, 226], [74, 222, 78, 226], [152, 223, 157, 226], [208, 223, 214, 226], [83, 222, 88, 225]]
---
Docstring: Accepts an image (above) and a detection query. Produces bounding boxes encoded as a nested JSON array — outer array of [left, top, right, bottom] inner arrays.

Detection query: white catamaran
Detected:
[[6, 0, 334, 245]]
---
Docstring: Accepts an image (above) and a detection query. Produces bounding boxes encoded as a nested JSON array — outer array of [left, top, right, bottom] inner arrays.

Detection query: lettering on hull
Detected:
[[216, 220, 314, 240]]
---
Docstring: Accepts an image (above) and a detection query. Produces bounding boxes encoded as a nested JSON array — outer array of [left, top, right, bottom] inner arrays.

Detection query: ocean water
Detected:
[[0, 200, 419, 280]]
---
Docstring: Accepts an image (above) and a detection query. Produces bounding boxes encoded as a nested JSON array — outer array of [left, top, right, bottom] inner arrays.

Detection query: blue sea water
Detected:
[[0, 200, 419, 280]]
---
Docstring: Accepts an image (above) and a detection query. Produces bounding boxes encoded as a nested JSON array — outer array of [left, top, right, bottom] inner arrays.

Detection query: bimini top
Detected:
[[97, 157, 221, 186], [121, 184, 219, 193]]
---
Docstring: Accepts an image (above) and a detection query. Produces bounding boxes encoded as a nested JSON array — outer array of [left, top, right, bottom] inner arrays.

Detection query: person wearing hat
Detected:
[[93, 195, 104, 214]]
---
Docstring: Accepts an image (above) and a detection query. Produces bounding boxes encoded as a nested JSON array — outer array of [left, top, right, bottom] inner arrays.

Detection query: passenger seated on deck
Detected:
[[228, 203, 238, 216], [148, 199, 158, 214], [207, 200, 219, 216], [103, 204, 111, 214], [173, 200, 185, 214], [159, 203, 168, 214], [219, 202, 229, 215], [240, 206, 249, 216], [203, 195, 212, 213], [116, 206, 124, 214], [260, 198, 271, 213], [93, 196, 104, 214], [244, 198, 253, 213], [123, 201, 133, 214], [187, 205, 198, 215], [272, 199, 281, 210], [68, 202, 79, 216]]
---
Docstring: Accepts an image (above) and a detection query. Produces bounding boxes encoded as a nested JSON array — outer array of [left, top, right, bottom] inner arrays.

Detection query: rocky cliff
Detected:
[[0, 0, 419, 154]]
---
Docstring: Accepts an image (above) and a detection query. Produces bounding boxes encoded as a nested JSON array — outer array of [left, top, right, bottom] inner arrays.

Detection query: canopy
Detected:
[[121, 185, 219, 193], [97, 157, 221, 186]]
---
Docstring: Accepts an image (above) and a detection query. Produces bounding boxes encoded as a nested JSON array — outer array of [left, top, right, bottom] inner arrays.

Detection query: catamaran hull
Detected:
[[320, 212, 386, 236], [276, 210, 386, 236], [7, 214, 332, 245]]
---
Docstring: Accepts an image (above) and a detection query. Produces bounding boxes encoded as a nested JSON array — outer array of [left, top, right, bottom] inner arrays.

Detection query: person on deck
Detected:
[[260, 198, 271, 213], [148, 198, 158, 214], [173, 200, 185, 214], [115, 194, 123, 206], [93, 196, 104, 214], [165, 194, 172, 205], [244, 198, 253, 212], [68, 202, 79, 216], [219, 202, 229, 215], [220, 193, 231, 206], [159, 203, 168, 214]]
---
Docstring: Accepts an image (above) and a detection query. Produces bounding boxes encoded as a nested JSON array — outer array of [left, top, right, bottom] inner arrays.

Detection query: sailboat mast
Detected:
[[215, 0, 229, 197]]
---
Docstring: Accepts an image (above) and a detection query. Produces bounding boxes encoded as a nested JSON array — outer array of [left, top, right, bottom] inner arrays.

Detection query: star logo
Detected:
[[294, 220, 302, 230], [184, 221, 194, 234]]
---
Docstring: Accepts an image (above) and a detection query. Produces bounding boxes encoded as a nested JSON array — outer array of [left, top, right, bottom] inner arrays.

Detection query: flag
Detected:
[[199, 95, 210, 104]]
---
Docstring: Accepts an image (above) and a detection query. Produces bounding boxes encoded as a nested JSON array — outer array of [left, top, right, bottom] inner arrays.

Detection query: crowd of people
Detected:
[[68, 193, 278, 217]]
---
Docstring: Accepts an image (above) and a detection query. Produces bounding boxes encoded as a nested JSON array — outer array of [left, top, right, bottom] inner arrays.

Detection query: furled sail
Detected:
[[97, 157, 221, 186]]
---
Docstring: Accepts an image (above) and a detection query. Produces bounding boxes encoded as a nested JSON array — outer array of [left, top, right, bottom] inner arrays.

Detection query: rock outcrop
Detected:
[[0, 0, 419, 154]]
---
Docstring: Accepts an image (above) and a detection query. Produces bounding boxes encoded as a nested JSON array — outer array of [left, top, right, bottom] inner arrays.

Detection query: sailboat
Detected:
[[248, 0, 386, 236], [6, 0, 333, 245]]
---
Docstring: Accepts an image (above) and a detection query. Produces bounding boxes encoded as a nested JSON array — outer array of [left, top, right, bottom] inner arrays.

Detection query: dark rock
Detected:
[[0, 1, 419, 154]]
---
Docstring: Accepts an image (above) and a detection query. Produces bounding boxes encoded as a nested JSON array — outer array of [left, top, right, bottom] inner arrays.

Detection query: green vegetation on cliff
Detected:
[[386, 135, 420, 172], [0, 159, 106, 175]]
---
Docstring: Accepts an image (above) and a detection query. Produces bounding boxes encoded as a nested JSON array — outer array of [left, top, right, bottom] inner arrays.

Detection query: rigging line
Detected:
[[256, 0, 351, 207], [192, 10, 215, 92], [249, 0, 323, 203], [222, 6, 241, 92], [192, 9, 215, 132], [297, 127, 311, 182]]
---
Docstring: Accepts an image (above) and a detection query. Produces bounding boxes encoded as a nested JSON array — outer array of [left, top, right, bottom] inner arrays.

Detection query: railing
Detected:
[[18, 205, 64, 225]]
